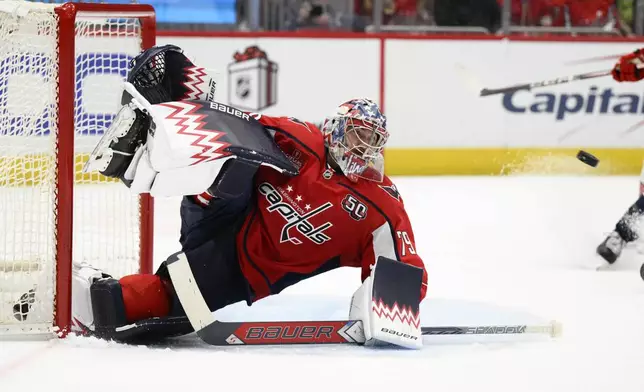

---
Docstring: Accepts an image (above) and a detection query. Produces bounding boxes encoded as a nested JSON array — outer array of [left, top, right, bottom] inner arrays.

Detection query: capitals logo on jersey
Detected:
[[258, 183, 333, 245]]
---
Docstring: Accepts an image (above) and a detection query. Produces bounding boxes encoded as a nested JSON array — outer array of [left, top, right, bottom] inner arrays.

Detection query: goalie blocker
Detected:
[[348, 257, 423, 348]]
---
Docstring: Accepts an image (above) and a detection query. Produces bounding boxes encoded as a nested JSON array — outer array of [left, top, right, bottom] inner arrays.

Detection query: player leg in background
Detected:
[[74, 162, 255, 343], [596, 164, 644, 264]]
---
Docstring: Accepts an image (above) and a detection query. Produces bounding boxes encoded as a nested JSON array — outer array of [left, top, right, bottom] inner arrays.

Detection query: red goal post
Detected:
[[0, 1, 156, 338]]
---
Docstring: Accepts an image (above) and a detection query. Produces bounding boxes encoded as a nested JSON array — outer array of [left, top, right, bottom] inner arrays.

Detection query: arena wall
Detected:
[[158, 32, 644, 176], [5, 32, 644, 182]]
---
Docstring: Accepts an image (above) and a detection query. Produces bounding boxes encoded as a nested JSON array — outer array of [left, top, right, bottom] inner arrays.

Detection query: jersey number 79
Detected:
[[397, 230, 416, 256]]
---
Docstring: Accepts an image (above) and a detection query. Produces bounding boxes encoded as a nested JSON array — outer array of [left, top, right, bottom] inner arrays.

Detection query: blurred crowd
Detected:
[[237, 0, 638, 36], [22, 0, 644, 36], [29, 0, 637, 35], [501, 0, 632, 32]]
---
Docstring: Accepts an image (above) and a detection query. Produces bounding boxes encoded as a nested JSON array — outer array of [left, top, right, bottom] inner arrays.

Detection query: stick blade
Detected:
[[479, 88, 496, 97], [196, 320, 244, 345], [480, 84, 531, 97]]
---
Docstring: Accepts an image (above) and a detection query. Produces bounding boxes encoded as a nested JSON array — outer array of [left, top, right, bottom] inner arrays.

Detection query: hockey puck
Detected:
[[576, 150, 599, 167], [640, 263, 644, 281]]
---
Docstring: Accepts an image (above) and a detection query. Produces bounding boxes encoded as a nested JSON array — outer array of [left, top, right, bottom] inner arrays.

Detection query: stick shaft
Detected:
[[480, 69, 611, 96], [422, 322, 561, 337]]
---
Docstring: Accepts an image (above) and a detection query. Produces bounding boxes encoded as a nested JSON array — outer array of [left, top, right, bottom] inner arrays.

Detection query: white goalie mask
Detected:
[[322, 98, 389, 183]]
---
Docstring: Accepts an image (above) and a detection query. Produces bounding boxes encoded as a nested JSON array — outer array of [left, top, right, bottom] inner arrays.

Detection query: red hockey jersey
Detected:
[[236, 114, 428, 302]]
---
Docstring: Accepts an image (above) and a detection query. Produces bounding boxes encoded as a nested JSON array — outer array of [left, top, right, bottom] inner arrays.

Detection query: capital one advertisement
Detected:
[[157, 36, 644, 151], [385, 39, 644, 149]]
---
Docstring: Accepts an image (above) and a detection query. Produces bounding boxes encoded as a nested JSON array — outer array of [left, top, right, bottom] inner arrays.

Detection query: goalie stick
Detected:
[[174, 319, 562, 346], [166, 252, 562, 346]]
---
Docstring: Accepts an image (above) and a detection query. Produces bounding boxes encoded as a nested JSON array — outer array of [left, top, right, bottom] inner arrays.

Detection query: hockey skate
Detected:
[[12, 287, 36, 322], [82, 99, 150, 185], [10, 262, 110, 333], [596, 231, 625, 267]]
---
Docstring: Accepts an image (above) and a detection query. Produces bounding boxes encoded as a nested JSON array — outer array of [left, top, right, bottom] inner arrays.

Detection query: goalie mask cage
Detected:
[[0, 1, 155, 338]]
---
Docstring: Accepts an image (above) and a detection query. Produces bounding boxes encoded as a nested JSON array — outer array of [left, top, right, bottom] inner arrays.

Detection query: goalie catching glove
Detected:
[[83, 44, 218, 186]]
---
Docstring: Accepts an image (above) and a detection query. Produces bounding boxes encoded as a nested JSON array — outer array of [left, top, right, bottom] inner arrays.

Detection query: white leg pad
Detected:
[[349, 276, 374, 342], [123, 97, 238, 197], [150, 157, 233, 197], [128, 147, 157, 194], [71, 262, 106, 332]]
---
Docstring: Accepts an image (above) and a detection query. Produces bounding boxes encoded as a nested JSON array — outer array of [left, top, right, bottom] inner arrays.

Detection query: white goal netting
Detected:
[[0, 1, 152, 336]]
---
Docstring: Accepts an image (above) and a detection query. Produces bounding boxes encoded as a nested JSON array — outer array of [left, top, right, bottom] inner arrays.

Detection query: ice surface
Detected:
[[2, 176, 644, 392]]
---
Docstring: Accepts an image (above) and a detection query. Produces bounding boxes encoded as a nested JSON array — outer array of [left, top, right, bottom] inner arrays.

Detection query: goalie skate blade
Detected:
[[595, 262, 616, 271], [82, 104, 137, 174], [595, 254, 619, 271]]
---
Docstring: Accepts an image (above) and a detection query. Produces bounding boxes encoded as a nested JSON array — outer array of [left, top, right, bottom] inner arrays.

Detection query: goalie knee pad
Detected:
[[70, 262, 111, 333], [89, 274, 176, 342], [90, 274, 192, 343], [89, 278, 129, 337]]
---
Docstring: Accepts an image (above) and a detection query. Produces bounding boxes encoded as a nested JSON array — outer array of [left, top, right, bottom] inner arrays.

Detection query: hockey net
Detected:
[[0, 1, 155, 337]]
